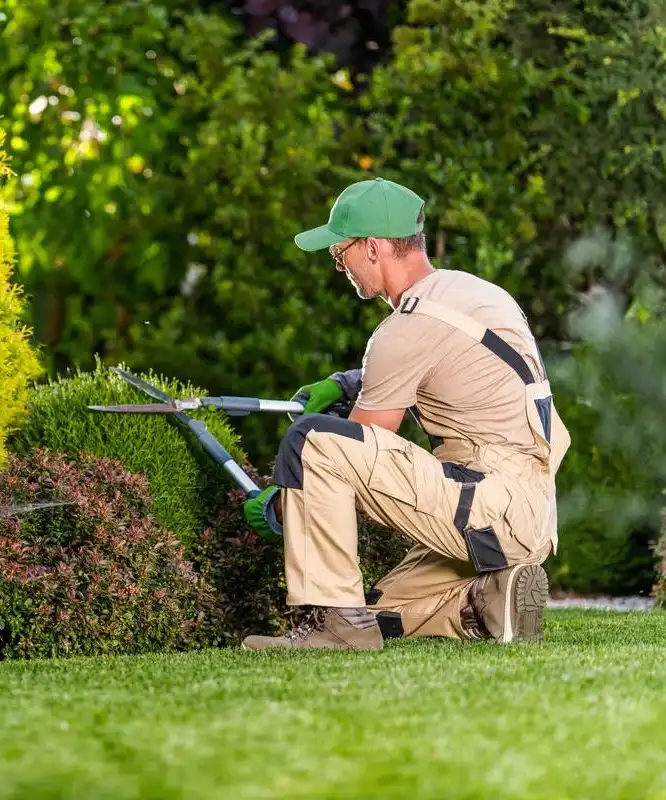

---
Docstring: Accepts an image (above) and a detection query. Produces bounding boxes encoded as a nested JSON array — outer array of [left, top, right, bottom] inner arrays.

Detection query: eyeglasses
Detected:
[[329, 238, 359, 269]]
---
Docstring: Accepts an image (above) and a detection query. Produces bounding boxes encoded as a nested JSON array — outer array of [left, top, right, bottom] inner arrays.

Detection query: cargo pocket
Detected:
[[501, 484, 547, 558], [470, 473, 512, 530], [367, 424, 417, 507], [411, 442, 454, 518], [474, 478, 538, 563], [462, 475, 513, 572]]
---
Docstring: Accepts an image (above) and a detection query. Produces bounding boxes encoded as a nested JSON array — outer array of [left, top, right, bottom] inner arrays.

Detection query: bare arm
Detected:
[[349, 406, 406, 433]]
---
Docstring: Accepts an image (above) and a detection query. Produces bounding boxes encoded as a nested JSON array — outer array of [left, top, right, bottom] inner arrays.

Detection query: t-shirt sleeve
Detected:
[[355, 319, 438, 411]]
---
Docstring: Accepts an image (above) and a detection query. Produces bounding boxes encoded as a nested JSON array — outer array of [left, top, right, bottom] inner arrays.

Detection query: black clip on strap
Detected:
[[400, 297, 420, 314]]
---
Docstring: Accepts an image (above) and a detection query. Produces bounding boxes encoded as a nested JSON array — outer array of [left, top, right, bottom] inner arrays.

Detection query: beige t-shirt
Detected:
[[355, 269, 546, 451]]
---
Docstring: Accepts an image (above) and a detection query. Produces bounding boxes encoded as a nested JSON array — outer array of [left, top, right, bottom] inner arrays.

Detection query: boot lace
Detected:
[[287, 607, 328, 641]]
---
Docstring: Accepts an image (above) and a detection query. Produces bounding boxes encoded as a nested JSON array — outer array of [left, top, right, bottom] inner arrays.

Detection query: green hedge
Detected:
[[9, 360, 244, 552], [653, 511, 666, 606], [547, 383, 659, 595]]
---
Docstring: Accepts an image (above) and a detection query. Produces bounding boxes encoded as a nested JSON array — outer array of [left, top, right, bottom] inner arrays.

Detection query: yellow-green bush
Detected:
[[0, 129, 42, 468]]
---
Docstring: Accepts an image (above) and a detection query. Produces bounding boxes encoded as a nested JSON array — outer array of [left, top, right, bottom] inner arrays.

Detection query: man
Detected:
[[241, 177, 571, 651]]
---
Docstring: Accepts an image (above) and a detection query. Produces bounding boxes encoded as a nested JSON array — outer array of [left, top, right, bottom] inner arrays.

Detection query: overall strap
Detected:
[[400, 295, 553, 447], [399, 296, 541, 386]]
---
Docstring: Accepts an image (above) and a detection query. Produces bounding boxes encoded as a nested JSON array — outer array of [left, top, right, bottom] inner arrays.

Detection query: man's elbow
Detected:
[[348, 406, 406, 433]]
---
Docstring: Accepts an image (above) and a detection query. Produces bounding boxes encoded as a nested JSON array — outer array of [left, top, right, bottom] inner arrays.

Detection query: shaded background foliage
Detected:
[[228, 0, 406, 73], [1, 0, 665, 600]]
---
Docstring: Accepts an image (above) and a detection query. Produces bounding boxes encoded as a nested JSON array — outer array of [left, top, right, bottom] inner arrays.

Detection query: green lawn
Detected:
[[0, 610, 665, 799]]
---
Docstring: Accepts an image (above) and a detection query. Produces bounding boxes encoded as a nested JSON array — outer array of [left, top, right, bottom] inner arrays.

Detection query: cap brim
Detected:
[[294, 224, 346, 252]]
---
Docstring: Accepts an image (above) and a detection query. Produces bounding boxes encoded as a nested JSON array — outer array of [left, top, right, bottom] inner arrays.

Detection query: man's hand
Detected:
[[291, 377, 344, 414], [243, 485, 283, 540]]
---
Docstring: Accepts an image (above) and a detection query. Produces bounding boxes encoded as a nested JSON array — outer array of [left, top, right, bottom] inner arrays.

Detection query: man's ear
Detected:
[[366, 237, 380, 261]]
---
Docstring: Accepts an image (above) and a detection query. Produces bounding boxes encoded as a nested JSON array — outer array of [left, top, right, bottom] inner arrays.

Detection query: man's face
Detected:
[[329, 238, 382, 300]]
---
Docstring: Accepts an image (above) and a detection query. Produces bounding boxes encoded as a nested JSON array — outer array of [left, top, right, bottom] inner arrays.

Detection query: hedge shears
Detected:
[[87, 367, 350, 499]]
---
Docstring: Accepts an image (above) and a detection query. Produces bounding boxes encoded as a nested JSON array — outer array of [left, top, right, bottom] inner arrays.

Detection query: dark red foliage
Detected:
[[0, 449, 412, 657], [0, 450, 222, 659], [195, 475, 289, 642]]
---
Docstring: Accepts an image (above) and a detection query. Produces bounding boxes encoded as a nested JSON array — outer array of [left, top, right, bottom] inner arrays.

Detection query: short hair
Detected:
[[389, 206, 426, 258]]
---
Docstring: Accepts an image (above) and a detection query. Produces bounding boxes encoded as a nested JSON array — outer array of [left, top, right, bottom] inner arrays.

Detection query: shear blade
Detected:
[[111, 367, 174, 404], [87, 404, 179, 414], [1, 501, 74, 517]]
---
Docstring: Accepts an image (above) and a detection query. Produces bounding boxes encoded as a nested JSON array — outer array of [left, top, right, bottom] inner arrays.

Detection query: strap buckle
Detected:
[[400, 296, 419, 314]]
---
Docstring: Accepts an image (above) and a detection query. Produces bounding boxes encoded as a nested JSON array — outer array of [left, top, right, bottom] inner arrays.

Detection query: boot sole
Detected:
[[504, 564, 549, 643]]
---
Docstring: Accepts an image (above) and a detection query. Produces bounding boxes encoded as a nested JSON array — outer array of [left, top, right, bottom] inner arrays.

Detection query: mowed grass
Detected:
[[0, 611, 665, 799]]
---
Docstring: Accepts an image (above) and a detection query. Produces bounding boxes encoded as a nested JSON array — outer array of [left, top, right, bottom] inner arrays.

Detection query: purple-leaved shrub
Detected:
[[0, 449, 223, 659]]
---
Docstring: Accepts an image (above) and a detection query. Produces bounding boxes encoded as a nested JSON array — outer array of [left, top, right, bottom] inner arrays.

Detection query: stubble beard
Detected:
[[346, 270, 378, 300]]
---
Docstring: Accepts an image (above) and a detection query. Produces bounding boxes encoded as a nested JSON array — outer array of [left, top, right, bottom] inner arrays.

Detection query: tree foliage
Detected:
[[0, 0, 382, 463], [0, 0, 193, 372], [362, 0, 666, 340], [135, 13, 383, 456], [4, 0, 666, 464]]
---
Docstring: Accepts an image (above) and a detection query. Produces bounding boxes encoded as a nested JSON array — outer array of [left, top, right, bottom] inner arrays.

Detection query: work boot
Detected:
[[460, 591, 491, 641], [241, 607, 384, 651], [468, 564, 549, 644]]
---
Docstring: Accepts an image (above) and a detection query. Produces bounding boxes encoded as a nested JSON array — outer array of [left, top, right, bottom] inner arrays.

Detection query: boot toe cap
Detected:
[[241, 635, 285, 650]]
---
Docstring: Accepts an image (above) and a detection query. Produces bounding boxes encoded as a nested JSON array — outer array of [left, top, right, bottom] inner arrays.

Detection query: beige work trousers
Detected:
[[273, 414, 554, 640]]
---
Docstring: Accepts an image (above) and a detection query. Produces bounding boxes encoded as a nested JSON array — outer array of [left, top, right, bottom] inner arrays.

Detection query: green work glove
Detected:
[[291, 377, 344, 414], [243, 485, 283, 540]]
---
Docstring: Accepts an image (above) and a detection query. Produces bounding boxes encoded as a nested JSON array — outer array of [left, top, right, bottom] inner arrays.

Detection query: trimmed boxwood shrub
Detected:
[[0, 449, 221, 659], [9, 360, 245, 552]]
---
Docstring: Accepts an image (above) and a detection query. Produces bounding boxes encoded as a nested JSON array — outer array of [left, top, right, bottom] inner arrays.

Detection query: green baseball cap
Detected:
[[294, 177, 425, 251]]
